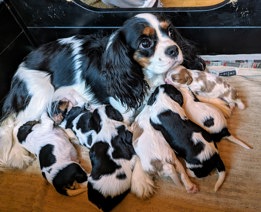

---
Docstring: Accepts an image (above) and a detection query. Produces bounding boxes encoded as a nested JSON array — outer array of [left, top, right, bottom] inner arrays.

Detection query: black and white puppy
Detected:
[[50, 98, 95, 148], [131, 103, 198, 198], [51, 101, 137, 211], [88, 131, 136, 212], [85, 105, 137, 212], [179, 87, 251, 149], [149, 84, 226, 192], [0, 13, 205, 169], [17, 113, 88, 196]]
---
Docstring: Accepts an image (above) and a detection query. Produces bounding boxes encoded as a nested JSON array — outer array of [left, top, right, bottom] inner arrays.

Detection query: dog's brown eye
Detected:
[[139, 38, 153, 49]]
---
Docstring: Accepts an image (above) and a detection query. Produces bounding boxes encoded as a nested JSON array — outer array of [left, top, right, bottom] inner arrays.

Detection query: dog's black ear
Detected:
[[1, 76, 32, 120], [102, 30, 148, 109], [171, 27, 206, 71]]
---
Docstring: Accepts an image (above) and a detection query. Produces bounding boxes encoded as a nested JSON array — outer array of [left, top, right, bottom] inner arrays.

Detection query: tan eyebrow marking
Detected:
[[160, 21, 170, 30], [143, 27, 155, 36]]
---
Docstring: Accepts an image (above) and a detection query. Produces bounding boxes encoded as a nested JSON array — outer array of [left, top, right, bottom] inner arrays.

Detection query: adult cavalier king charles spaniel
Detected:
[[0, 13, 205, 169]]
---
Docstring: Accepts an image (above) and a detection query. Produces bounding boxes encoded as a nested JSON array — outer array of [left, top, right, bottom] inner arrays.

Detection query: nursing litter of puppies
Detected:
[[0, 13, 252, 212]]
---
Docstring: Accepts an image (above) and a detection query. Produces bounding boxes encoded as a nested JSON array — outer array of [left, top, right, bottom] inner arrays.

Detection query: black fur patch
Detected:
[[76, 110, 93, 133], [17, 121, 39, 143], [147, 86, 159, 105], [88, 181, 129, 212], [150, 110, 207, 165], [42, 172, 46, 179], [87, 134, 93, 147], [203, 117, 214, 127], [190, 153, 225, 178], [116, 173, 127, 180], [162, 84, 183, 106], [111, 126, 135, 160], [52, 163, 87, 196], [2, 76, 32, 115], [64, 106, 85, 129], [89, 141, 121, 180], [211, 127, 231, 142], [89, 109, 102, 133], [105, 105, 123, 122], [39, 144, 56, 169], [147, 84, 184, 107]]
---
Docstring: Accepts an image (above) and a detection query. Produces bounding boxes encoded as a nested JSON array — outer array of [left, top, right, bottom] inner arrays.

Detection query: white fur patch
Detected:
[[89, 157, 136, 197], [191, 132, 217, 162]]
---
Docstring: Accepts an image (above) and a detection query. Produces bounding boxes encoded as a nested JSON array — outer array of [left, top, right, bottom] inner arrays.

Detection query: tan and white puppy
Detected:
[[179, 87, 251, 149], [165, 65, 245, 117]]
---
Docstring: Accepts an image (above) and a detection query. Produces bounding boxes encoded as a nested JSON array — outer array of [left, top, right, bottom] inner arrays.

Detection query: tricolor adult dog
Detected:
[[17, 113, 88, 196], [0, 13, 205, 169], [149, 84, 226, 192]]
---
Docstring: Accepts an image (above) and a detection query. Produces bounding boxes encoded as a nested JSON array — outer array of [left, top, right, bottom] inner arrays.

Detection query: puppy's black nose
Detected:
[[165, 45, 179, 58]]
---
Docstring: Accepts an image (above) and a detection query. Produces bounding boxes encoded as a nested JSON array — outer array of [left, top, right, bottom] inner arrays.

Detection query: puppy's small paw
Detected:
[[186, 183, 199, 194]]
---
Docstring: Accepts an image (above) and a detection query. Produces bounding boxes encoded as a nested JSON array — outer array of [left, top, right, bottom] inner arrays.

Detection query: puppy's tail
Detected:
[[131, 157, 156, 199], [225, 135, 252, 150], [214, 155, 226, 192], [196, 95, 232, 118], [211, 128, 251, 149]]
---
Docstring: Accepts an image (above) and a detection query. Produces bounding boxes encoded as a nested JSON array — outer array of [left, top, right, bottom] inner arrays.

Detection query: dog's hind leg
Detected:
[[169, 157, 198, 193], [161, 162, 182, 188]]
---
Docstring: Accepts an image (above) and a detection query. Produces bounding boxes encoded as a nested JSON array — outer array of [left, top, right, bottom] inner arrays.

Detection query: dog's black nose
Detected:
[[165, 45, 179, 58]]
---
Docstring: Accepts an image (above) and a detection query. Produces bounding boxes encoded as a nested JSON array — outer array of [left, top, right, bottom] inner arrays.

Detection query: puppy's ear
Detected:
[[102, 31, 148, 109], [184, 70, 193, 85]]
